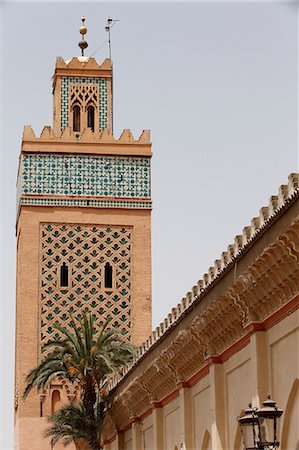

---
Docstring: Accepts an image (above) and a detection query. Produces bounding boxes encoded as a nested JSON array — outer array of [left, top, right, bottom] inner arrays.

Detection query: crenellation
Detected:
[[278, 184, 289, 202], [234, 235, 243, 251], [259, 206, 270, 225], [250, 217, 260, 234], [203, 273, 209, 288], [171, 307, 178, 321], [197, 279, 204, 292], [40, 126, 55, 140], [208, 266, 215, 283], [213, 259, 222, 273], [138, 130, 151, 142], [60, 126, 77, 141], [288, 172, 299, 190], [192, 285, 198, 298], [268, 195, 279, 215], [119, 129, 135, 142], [22, 125, 36, 140]]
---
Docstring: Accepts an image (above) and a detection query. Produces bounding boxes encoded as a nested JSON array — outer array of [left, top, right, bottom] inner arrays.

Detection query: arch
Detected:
[[51, 389, 61, 413], [280, 378, 299, 450], [87, 104, 95, 131], [72, 105, 81, 132], [201, 429, 212, 450]]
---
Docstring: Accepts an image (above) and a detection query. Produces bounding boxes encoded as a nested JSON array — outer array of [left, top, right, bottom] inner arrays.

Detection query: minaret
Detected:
[[15, 19, 152, 450]]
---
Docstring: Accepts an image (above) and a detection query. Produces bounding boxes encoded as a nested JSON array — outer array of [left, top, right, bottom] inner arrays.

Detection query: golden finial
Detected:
[[78, 16, 88, 56]]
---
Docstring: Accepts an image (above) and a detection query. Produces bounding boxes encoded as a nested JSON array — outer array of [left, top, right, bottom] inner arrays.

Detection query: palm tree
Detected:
[[23, 311, 135, 449]]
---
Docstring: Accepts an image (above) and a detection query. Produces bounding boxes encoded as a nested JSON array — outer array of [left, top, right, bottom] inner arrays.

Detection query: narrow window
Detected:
[[60, 262, 68, 287], [51, 390, 61, 413], [73, 105, 81, 132], [104, 262, 113, 289], [40, 398, 43, 417], [87, 105, 95, 131]]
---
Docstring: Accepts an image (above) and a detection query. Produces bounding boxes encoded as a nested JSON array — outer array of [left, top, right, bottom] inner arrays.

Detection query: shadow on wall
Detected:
[[281, 378, 299, 450], [233, 423, 242, 450], [201, 429, 212, 450]]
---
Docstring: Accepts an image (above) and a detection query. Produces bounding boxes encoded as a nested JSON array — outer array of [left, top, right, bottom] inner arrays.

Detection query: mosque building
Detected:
[[15, 19, 299, 450]]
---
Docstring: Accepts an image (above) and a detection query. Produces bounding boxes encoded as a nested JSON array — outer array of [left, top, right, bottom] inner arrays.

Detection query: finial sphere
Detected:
[[78, 16, 88, 56], [79, 40, 88, 50]]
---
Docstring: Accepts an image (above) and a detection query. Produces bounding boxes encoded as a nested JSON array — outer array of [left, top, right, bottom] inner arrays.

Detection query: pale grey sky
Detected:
[[1, 2, 298, 448]]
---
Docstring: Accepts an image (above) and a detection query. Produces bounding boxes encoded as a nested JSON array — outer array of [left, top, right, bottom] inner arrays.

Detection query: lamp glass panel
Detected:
[[240, 422, 257, 450], [258, 417, 275, 445]]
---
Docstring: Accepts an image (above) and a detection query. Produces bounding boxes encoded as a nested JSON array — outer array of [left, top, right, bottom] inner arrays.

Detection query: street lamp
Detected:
[[237, 395, 283, 450]]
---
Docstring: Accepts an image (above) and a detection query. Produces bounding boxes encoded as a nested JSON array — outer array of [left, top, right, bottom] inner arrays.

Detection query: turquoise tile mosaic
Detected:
[[61, 77, 107, 131], [18, 154, 151, 199]]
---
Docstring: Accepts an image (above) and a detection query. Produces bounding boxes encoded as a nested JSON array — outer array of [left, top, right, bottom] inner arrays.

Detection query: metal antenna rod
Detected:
[[105, 17, 119, 135], [105, 17, 119, 61]]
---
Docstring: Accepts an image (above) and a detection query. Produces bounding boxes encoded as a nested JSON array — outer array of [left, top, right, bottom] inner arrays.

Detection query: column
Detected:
[[132, 420, 142, 450], [209, 363, 226, 450], [152, 405, 164, 450], [249, 329, 269, 406], [178, 385, 193, 450], [115, 432, 125, 450]]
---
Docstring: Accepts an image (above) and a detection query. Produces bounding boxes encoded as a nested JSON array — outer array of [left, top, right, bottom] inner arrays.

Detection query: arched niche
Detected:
[[51, 389, 61, 414]]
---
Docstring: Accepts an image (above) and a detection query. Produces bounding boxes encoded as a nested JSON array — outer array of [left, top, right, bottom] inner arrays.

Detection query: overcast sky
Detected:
[[1, 2, 298, 448]]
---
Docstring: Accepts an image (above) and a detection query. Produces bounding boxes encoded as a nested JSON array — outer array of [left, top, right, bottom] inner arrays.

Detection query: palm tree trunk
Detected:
[[83, 379, 101, 450]]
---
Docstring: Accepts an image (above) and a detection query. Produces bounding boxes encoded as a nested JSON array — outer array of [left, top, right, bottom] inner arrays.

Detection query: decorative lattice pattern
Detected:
[[61, 77, 107, 131], [70, 84, 99, 108], [40, 223, 132, 353], [19, 154, 151, 198], [20, 197, 152, 209]]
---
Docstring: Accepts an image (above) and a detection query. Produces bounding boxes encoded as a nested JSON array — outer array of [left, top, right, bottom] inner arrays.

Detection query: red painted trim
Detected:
[[151, 401, 162, 409], [187, 364, 210, 387], [122, 420, 134, 433], [139, 405, 155, 422], [245, 294, 299, 333], [160, 388, 180, 407], [216, 333, 251, 363], [176, 381, 190, 390]]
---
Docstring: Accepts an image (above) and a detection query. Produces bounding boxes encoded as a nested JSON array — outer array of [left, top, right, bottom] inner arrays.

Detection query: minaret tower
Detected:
[[15, 19, 152, 450]]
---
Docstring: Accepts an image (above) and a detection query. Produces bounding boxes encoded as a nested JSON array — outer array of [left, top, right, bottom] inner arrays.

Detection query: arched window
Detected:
[[51, 390, 61, 414], [87, 105, 95, 132], [104, 262, 113, 289], [60, 262, 68, 287], [72, 105, 81, 132]]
